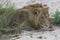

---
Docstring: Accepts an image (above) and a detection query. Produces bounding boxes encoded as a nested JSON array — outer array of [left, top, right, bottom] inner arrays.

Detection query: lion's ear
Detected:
[[32, 8, 40, 15]]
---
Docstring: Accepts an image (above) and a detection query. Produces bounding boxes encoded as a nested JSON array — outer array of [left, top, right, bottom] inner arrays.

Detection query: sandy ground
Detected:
[[10, 26, 60, 40], [0, 26, 60, 40]]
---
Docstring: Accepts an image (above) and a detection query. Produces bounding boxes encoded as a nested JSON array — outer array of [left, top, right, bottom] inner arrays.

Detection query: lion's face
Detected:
[[27, 7, 50, 29]]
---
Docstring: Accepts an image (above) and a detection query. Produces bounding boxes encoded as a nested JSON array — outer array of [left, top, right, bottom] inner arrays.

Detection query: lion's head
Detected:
[[17, 3, 51, 30]]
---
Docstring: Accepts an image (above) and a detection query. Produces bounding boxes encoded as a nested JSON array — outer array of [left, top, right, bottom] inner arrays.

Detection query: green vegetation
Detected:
[[52, 9, 60, 25], [0, 0, 25, 34]]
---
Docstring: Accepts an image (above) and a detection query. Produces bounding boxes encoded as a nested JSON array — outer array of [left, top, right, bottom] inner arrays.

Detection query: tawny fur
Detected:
[[21, 3, 51, 29]]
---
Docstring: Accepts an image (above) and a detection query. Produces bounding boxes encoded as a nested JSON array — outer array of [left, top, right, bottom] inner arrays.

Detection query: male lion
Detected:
[[16, 3, 52, 30]]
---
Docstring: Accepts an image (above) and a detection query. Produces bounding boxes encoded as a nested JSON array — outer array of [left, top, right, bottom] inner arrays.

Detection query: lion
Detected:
[[18, 3, 52, 30], [8, 3, 52, 30]]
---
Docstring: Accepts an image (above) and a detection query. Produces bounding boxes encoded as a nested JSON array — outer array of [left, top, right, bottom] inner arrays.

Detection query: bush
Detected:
[[52, 9, 60, 25]]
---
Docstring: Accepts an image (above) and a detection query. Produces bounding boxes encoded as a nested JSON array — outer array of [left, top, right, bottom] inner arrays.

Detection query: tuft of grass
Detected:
[[52, 9, 60, 25], [0, 0, 25, 34]]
